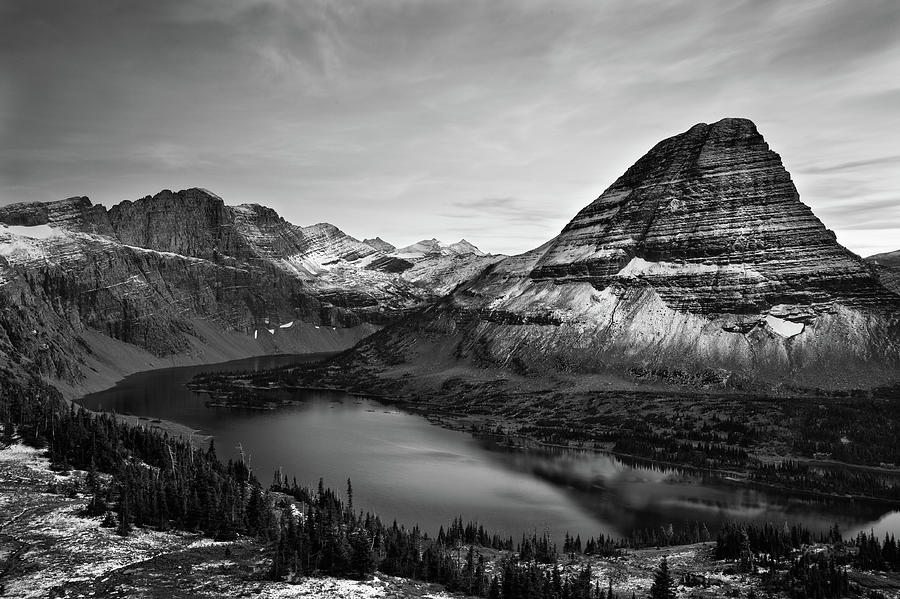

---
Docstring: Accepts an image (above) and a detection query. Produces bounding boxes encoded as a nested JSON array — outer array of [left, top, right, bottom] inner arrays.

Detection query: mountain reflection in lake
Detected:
[[78, 354, 899, 541]]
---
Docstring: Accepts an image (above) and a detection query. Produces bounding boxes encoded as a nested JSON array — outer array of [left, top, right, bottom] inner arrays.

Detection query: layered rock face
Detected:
[[351, 119, 900, 391], [0, 196, 114, 234], [531, 118, 893, 314], [0, 189, 499, 395]]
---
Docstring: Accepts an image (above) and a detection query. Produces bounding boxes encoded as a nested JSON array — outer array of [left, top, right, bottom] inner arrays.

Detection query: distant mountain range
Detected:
[[0, 189, 498, 396], [1, 117, 898, 400]]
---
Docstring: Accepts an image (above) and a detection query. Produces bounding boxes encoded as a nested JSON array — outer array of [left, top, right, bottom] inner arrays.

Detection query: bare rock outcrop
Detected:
[[345, 118, 900, 391]]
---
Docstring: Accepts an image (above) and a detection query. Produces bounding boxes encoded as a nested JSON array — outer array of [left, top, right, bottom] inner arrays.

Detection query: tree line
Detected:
[[0, 371, 632, 597]]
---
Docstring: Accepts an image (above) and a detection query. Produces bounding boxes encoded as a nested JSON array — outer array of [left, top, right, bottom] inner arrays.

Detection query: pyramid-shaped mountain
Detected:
[[530, 118, 891, 313], [345, 118, 900, 391]]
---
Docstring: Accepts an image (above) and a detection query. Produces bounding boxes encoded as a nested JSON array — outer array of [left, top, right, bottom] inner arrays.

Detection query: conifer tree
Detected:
[[116, 488, 132, 537], [649, 557, 676, 599]]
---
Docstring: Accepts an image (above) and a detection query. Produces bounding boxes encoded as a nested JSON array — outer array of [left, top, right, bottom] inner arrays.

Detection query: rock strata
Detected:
[[342, 119, 900, 391]]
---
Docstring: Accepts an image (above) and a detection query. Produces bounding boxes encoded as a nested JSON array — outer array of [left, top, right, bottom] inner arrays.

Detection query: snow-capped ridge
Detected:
[[394, 238, 486, 259]]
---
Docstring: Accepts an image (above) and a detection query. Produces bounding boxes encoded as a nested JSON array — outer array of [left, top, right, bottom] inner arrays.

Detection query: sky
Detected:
[[1, 0, 898, 256]]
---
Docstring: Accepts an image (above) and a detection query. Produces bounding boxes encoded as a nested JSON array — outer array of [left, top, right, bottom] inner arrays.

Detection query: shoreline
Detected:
[[186, 378, 900, 509], [73, 351, 343, 446]]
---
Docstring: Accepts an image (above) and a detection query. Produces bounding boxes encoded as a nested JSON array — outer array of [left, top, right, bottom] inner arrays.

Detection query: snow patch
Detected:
[[765, 314, 804, 338], [393, 238, 485, 259], [1, 223, 63, 240], [0, 225, 67, 263], [616, 257, 764, 280], [279, 321, 294, 328]]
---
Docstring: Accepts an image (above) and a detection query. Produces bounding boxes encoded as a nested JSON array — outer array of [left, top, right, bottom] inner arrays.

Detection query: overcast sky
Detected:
[[1, 0, 898, 256]]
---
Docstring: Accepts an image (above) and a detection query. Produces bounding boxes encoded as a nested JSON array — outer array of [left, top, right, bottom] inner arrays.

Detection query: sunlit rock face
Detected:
[[350, 119, 900, 391], [530, 118, 893, 314]]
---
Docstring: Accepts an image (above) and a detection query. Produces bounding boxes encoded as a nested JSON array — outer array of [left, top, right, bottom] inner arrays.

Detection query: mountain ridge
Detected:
[[320, 118, 900, 393], [0, 188, 500, 397], [2, 119, 897, 399]]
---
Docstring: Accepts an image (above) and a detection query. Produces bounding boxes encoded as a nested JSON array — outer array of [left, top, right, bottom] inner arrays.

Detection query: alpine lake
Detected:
[[78, 354, 900, 543]]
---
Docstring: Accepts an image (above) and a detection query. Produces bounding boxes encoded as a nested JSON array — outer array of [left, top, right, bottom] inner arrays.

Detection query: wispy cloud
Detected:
[[2, 0, 898, 254], [443, 197, 562, 224], [796, 155, 900, 174]]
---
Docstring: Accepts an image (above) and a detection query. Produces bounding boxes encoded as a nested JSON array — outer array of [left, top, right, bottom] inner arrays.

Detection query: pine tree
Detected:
[[350, 527, 375, 578], [1, 418, 14, 447], [488, 576, 501, 599], [739, 529, 755, 573], [116, 489, 132, 536], [649, 557, 676, 599]]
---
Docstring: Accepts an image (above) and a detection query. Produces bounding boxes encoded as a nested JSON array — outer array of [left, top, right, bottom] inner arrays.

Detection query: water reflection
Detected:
[[78, 355, 900, 540]]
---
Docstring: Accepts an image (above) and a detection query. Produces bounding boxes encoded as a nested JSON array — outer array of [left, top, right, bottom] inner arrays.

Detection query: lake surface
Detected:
[[78, 354, 900, 541]]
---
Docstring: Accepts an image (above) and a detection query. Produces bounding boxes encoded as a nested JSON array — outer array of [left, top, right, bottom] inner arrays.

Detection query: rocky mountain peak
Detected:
[[363, 237, 396, 253], [107, 188, 234, 260], [529, 117, 894, 315], [395, 238, 485, 259], [446, 239, 485, 256], [342, 117, 900, 391]]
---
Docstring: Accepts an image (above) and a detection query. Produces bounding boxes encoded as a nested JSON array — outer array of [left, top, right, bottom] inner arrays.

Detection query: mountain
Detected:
[[867, 250, 900, 294], [0, 189, 500, 397], [363, 237, 396, 253], [394, 238, 486, 259], [336, 118, 900, 392], [363, 238, 499, 295]]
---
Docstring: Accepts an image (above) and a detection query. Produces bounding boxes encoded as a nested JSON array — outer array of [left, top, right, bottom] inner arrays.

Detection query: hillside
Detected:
[[319, 118, 900, 393]]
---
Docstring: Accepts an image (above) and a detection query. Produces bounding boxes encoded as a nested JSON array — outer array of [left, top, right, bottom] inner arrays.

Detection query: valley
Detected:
[[2, 117, 900, 598]]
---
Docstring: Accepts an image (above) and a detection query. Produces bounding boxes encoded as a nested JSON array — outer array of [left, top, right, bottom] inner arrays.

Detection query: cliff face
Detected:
[[0, 189, 498, 396], [347, 119, 900, 391], [530, 118, 892, 314]]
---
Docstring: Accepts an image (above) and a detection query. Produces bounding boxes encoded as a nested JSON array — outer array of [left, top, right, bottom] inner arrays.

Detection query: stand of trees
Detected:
[[854, 531, 900, 571], [4, 369, 899, 599], [751, 461, 900, 501], [715, 522, 837, 562], [1, 372, 631, 598]]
